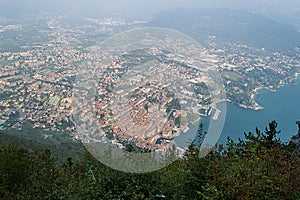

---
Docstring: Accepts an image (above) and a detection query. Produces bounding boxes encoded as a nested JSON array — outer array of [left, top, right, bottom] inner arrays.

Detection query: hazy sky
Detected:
[[1, 0, 300, 19]]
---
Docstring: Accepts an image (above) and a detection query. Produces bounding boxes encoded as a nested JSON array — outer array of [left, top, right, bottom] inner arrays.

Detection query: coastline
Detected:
[[213, 97, 263, 111], [175, 73, 300, 146], [248, 70, 300, 111], [249, 87, 265, 110]]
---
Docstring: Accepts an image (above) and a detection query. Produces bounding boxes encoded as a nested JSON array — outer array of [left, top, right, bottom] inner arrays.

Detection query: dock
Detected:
[[212, 108, 221, 121]]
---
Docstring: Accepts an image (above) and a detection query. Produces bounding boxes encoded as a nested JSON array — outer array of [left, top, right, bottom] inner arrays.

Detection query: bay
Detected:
[[175, 75, 300, 147], [218, 76, 300, 144]]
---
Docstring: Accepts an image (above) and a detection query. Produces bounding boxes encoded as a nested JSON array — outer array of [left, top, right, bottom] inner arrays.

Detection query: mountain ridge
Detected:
[[148, 7, 300, 52]]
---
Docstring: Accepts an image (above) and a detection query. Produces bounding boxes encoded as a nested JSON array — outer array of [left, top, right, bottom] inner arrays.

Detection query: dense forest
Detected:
[[0, 121, 299, 199]]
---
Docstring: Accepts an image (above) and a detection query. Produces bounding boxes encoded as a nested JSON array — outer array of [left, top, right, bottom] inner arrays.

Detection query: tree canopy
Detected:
[[0, 121, 299, 199]]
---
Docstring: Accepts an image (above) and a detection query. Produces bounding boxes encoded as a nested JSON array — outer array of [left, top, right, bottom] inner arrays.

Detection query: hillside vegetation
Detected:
[[0, 121, 299, 199]]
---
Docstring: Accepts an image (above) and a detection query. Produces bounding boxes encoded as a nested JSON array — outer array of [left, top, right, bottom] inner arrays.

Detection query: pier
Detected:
[[198, 106, 221, 121], [212, 108, 221, 120]]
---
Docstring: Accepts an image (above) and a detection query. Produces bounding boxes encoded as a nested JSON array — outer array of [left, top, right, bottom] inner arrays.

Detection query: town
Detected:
[[1, 13, 300, 151]]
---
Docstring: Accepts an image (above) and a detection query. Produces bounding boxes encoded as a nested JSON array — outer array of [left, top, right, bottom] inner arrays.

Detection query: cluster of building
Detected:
[[0, 41, 84, 133], [5, 15, 291, 152], [206, 38, 300, 108], [0, 24, 22, 33], [74, 48, 215, 151]]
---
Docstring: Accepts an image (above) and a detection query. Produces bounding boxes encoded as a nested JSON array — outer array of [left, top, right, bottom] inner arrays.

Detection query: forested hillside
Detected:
[[0, 121, 299, 199]]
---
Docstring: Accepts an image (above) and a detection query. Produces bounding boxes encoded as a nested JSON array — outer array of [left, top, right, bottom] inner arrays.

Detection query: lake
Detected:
[[175, 76, 300, 147]]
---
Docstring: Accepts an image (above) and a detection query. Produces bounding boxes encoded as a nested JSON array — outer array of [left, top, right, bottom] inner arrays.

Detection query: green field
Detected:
[[222, 71, 243, 81]]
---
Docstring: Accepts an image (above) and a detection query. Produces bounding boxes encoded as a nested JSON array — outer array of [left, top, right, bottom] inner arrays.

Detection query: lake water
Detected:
[[175, 76, 300, 147]]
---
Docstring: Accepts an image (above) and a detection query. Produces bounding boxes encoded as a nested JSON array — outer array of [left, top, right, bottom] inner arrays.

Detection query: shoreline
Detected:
[[249, 87, 265, 110], [198, 72, 300, 115], [249, 71, 300, 111], [213, 98, 263, 111], [193, 71, 300, 113]]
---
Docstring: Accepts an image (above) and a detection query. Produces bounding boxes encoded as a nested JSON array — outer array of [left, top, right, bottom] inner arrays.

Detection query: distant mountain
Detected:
[[149, 8, 300, 52], [264, 10, 300, 31]]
